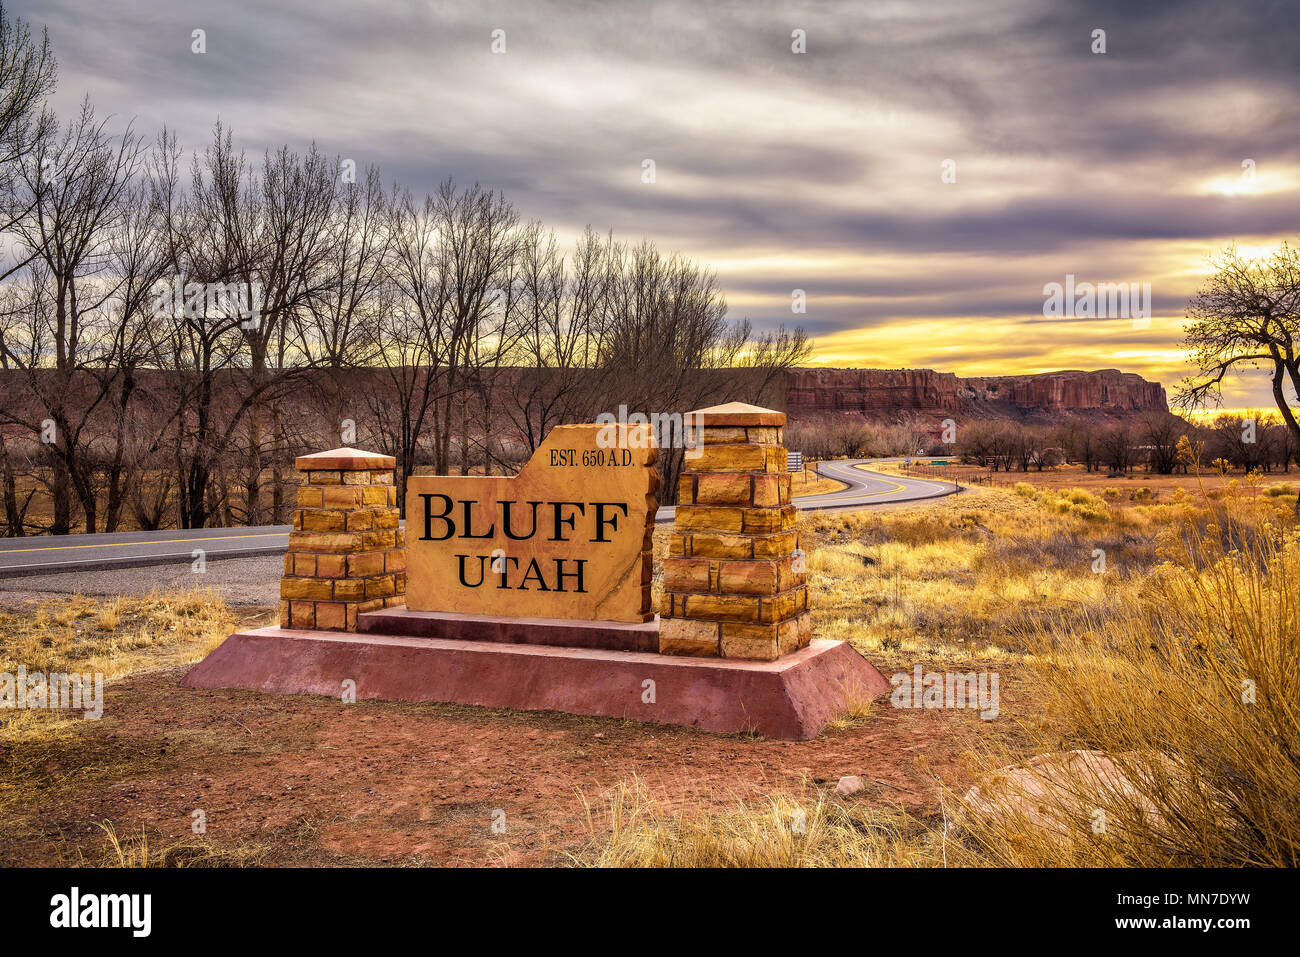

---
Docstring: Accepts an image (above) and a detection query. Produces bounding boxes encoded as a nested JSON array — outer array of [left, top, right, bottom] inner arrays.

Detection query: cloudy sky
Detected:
[[18, 0, 1300, 408]]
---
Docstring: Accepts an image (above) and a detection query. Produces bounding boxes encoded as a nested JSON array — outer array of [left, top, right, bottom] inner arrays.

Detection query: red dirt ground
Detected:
[[0, 651, 1009, 866]]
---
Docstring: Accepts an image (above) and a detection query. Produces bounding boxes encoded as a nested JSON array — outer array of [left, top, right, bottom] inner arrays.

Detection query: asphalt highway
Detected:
[[0, 461, 959, 578]]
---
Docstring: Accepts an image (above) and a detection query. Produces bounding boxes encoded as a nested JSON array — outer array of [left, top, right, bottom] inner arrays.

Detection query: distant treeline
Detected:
[[786, 411, 1298, 474], [0, 361, 794, 535]]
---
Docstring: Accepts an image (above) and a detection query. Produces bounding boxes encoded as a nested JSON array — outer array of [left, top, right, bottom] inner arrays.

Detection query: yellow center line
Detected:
[[819, 479, 904, 499], [858, 478, 906, 497], [0, 532, 286, 555], [811, 467, 907, 500], [848, 464, 952, 491]]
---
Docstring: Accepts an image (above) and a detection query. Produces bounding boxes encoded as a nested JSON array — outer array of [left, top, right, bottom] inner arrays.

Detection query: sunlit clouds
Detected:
[[20, 0, 1300, 408]]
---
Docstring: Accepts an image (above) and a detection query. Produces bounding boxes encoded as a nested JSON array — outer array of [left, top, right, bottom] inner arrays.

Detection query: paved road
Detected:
[[792, 459, 959, 511], [653, 459, 956, 521], [0, 526, 292, 579], [0, 461, 958, 578]]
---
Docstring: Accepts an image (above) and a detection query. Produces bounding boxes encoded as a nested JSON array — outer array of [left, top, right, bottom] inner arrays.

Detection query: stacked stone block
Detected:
[[660, 403, 811, 661], [280, 448, 406, 631]]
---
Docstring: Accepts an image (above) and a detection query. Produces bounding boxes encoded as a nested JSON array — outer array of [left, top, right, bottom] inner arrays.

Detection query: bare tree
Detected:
[[0, 99, 146, 532], [431, 180, 521, 475], [1101, 424, 1136, 475], [1205, 411, 1269, 473], [1141, 412, 1186, 475], [97, 174, 170, 531], [149, 126, 284, 528], [383, 187, 454, 490], [253, 141, 339, 521], [499, 225, 618, 454], [1178, 242, 1300, 508], [291, 162, 389, 441], [0, 1, 56, 278]]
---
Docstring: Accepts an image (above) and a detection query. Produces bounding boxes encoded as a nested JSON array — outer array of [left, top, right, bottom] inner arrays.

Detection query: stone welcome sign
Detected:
[[185, 403, 890, 740], [405, 424, 657, 623]]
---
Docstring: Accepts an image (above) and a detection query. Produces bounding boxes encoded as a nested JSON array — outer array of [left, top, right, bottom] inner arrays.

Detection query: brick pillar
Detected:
[[280, 447, 406, 631], [660, 403, 811, 661]]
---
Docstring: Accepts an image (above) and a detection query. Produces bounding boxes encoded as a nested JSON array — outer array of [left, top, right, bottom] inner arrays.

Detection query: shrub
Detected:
[[963, 509, 1300, 866]]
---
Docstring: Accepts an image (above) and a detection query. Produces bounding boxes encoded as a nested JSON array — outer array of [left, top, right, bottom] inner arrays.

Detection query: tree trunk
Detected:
[[0, 432, 23, 536], [246, 337, 268, 525], [50, 450, 71, 535], [271, 395, 285, 524]]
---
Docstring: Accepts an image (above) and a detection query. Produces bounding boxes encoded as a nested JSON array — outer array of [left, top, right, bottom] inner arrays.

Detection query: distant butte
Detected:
[[784, 368, 1168, 423]]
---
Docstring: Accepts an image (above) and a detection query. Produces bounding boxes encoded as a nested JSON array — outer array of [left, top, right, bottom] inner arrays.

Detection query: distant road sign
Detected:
[[788, 451, 804, 473]]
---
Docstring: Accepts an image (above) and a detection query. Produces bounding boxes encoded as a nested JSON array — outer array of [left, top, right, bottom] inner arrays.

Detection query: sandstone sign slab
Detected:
[[405, 424, 658, 622]]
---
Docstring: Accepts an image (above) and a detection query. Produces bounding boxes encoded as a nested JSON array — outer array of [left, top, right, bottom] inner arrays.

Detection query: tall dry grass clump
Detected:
[[574, 778, 945, 867], [961, 493, 1299, 866], [0, 588, 238, 680], [91, 821, 268, 868]]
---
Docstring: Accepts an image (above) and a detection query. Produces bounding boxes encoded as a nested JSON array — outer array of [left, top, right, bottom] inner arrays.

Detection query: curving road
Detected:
[[0, 461, 959, 577], [792, 459, 959, 511], [653, 459, 957, 522]]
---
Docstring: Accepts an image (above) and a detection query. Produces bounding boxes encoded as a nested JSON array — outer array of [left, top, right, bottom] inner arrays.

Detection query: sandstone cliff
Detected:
[[785, 368, 1167, 423]]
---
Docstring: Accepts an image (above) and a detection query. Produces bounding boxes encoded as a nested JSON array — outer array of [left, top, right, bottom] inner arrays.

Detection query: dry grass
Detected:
[[90, 820, 269, 868], [790, 465, 847, 498], [886, 460, 1299, 501], [955, 493, 1300, 866], [0, 588, 239, 680], [573, 777, 947, 867], [603, 470, 1300, 867], [0, 589, 276, 867], [0, 588, 241, 750], [800, 488, 1127, 657]]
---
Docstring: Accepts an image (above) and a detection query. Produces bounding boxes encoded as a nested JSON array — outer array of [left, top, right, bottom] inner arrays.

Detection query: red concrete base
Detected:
[[181, 627, 890, 740], [357, 607, 660, 652]]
